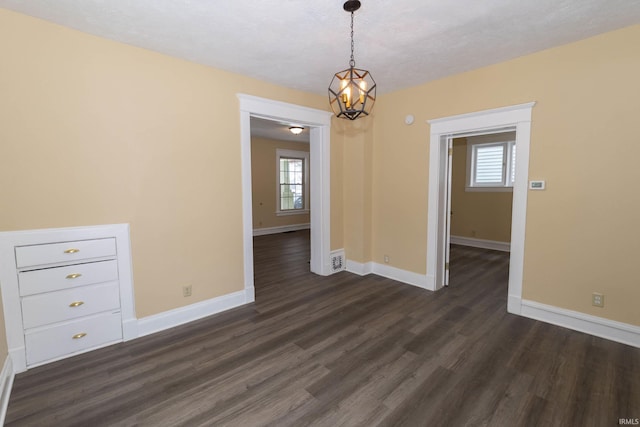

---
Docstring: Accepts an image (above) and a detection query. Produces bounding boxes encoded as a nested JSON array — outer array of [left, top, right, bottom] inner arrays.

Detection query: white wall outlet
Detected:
[[384, 255, 390, 264], [183, 285, 192, 297], [592, 292, 604, 308]]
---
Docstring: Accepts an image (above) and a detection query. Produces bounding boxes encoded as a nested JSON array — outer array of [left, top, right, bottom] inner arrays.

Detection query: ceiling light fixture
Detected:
[[289, 126, 304, 135], [328, 0, 376, 120]]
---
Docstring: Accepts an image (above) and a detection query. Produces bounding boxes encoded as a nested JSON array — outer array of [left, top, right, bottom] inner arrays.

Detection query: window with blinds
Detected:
[[469, 140, 516, 189]]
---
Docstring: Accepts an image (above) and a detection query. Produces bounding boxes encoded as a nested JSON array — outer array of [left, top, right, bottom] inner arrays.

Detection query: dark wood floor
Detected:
[[6, 230, 640, 426]]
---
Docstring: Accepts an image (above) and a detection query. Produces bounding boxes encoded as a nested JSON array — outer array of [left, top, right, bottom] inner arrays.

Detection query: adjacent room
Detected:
[[0, 1, 639, 425]]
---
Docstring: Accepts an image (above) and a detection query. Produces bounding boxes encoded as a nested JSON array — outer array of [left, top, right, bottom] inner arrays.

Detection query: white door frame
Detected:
[[444, 136, 453, 287], [238, 94, 333, 302], [426, 102, 535, 315]]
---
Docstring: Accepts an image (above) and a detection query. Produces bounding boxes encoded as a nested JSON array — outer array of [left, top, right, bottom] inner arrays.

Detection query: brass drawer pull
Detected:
[[69, 301, 84, 308], [66, 273, 82, 279], [64, 248, 80, 254], [72, 333, 87, 340]]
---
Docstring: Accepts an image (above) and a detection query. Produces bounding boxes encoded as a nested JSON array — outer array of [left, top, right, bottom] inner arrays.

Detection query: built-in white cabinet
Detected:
[[0, 225, 137, 372]]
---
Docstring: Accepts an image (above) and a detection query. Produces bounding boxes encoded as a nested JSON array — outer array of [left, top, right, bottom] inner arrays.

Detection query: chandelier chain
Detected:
[[349, 11, 355, 68]]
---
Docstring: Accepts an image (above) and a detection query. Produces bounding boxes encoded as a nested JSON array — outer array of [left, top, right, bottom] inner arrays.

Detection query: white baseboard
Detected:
[[253, 223, 310, 236], [0, 355, 15, 426], [507, 294, 522, 315], [244, 287, 255, 303], [346, 260, 373, 276], [137, 290, 248, 337], [346, 259, 430, 290], [9, 348, 26, 374], [122, 318, 139, 342], [372, 263, 429, 290], [425, 273, 439, 291], [520, 299, 640, 348], [450, 235, 510, 252]]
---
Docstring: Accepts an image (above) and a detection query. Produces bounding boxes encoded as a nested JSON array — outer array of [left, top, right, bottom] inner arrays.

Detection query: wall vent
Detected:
[[330, 250, 346, 273]]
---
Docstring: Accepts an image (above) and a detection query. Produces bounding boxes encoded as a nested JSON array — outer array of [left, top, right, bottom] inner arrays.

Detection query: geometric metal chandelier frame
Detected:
[[328, 0, 376, 120]]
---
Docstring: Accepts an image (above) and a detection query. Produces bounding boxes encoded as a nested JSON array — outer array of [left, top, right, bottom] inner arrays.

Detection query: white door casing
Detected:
[[238, 95, 333, 303], [426, 102, 535, 315], [444, 137, 453, 286]]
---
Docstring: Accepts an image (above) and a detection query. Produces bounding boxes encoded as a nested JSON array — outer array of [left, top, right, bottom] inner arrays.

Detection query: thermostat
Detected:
[[529, 180, 546, 190]]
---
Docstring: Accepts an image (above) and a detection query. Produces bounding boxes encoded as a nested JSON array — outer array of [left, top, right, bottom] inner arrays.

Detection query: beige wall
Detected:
[[371, 24, 640, 326], [331, 124, 345, 252], [450, 137, 513, 243], [340, 118, 374, 263], [0, 9, 345, 327], [251, 137, 310, 229]]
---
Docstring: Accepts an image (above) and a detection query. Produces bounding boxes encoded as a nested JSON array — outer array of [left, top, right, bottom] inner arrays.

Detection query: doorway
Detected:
[[448, 133, 515, 286], [238, 94, 333, 303], [249, 117, 313, 293], [426, 102, 535, 315]]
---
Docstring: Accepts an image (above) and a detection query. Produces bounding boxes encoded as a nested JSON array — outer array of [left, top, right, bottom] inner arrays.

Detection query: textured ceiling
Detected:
[[1, 0, 639, 96]]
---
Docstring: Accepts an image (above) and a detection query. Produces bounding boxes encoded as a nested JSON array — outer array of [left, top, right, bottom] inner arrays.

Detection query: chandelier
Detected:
[[328, 0, 376, 120]]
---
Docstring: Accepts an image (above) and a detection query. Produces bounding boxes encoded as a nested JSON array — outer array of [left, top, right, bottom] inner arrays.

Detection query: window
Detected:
[[276, 149, 309, 215], [279, 157, 303, 210], [466, 135, 516, 191]]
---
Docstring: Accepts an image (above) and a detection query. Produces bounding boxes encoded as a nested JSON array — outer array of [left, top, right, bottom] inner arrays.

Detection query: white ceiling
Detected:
[[1, 0, 639, 96]]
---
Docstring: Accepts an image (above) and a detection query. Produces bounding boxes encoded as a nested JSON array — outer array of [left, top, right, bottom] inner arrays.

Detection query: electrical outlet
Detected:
[[384, 255, 390, 264], [592, 292, 604, 308], [183, 285, 192, 297]]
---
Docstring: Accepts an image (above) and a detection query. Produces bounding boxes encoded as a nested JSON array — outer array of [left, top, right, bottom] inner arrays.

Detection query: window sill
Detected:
[[465, 186, 513, 193], [276, 209, 310, 217]]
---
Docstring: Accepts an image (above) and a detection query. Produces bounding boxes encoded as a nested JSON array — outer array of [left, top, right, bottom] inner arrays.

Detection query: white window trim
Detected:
[[465, 186, 513, 193], [276, 148, 309, 215], [465, 138, 516, 192], [276, 209, 310, 216]]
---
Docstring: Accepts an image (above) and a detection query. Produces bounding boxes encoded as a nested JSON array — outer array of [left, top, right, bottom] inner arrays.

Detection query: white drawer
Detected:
[[18, 259, 118, 296], [25, 311, 122, 366], [21, 282, 121, 329], [15, 238, 116, 268]]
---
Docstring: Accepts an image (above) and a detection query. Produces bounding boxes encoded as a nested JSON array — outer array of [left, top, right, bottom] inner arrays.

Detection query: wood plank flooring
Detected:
[[6, 230, 640, 426]]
